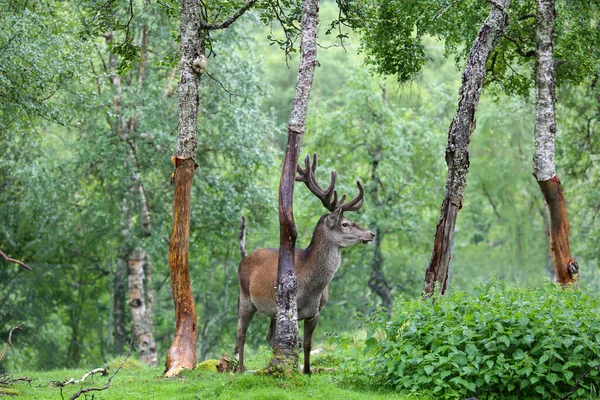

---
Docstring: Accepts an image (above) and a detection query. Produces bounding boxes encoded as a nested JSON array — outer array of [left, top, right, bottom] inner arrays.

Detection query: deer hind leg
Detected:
[[266, 318, 276, 348], [303, 314, 319, 375], [234, 295, 256, 373]]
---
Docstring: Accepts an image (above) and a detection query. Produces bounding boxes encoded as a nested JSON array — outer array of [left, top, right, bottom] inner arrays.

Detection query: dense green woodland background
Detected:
[[1, 0, 599, 372]]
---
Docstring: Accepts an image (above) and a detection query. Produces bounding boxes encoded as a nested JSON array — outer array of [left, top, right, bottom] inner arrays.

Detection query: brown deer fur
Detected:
[[235, 155, 374, 374]]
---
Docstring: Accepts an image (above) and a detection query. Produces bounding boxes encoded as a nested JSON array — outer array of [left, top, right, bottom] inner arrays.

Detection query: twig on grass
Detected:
[[60, 368, 108, 386], [68, 333, 135, 400]]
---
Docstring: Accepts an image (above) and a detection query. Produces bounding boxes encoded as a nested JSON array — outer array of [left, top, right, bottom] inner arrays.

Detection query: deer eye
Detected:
[[341, 222, 349, 228]]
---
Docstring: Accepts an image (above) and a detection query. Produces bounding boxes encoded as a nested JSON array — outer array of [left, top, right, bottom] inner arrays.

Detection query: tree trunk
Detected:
[[267, 0, 319, 375], [128, 248, 158, 366], [107, 19, 157, 360], [113, 195, 132, 355], [164, 0, 204, 376], [533, 0, 577, 285], [423, 0, 511, 298], [367, 157, 392, 310], [368, 228, 392, 310]]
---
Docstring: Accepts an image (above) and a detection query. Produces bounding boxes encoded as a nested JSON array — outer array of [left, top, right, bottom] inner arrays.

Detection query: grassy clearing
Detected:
[[4, 347, 422, 400], [7, 367, 416, 400]]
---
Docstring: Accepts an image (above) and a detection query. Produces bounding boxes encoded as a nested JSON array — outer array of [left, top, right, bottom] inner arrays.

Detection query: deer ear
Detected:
[[326, 207, 343, 227]]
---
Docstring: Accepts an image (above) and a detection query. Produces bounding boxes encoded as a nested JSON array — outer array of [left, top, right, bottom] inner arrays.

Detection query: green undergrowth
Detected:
[[339, 280, 600, 399], [7, 350, 419, 400]]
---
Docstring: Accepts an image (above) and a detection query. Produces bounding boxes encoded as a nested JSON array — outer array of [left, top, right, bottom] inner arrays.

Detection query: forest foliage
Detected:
[[1, 0, 599, 384]]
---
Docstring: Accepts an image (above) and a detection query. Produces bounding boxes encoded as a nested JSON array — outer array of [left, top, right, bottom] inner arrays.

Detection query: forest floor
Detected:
[[3, 349, 421, 400]]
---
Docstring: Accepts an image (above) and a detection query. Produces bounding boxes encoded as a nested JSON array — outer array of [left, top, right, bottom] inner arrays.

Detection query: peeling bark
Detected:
[[127, 248, 158, 366], [165, 0, 257, 376], [165, 158, 197, 376], [533, 0, 577, 286], [423, 0, 511, 298], [269, 0, 319, 374], [163, 0, 203, 376]]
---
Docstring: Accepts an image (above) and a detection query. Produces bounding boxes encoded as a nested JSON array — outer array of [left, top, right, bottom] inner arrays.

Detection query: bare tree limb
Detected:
[[199, 0, 257, 30], [0, 323, 24, 362], [69, 334, 134, 400], [0, 249, 31, 271], [61, 369, 108, 386]]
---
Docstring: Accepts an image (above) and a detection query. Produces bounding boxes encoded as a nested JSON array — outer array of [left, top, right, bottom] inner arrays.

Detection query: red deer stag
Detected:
[[234, 153, 374, 374]]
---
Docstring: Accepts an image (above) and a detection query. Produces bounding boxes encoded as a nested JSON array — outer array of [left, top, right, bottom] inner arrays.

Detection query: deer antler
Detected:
[[296, 153, 364, 213]]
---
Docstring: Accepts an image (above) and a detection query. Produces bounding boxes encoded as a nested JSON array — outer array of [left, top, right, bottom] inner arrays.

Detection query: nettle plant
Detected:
[[351, 281, 600, 399]]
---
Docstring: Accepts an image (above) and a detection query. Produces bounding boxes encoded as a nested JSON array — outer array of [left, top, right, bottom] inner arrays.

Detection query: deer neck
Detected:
[[301, 222, 341, 291]]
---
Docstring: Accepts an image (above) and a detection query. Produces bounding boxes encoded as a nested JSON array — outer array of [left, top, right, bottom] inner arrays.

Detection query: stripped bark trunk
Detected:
[[164, 0, 203, 376], [267, 0, 319, 374], [127, 248, 158, 366], [423, 0, 511, 298], [165, 0, 257, 377], [533, 0, 577, 285]]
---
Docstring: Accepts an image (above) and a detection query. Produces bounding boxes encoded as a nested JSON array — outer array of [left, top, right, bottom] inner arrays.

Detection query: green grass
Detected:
[[7, 367, 418, 399], [5, 349, 423, 399]]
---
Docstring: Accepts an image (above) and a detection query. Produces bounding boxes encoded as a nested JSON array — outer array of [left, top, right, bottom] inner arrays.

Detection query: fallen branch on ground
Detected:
[[68, 334, 134, 400], [54, 369, 108, 387], [0, 323, 24, 362], [0, 249, 31, 271], [0, 374, 34, 386]]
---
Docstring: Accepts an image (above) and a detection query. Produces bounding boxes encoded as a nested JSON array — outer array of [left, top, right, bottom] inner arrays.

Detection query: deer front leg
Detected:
[[234, 296, 256, 373], [303, 314, 319, 375]]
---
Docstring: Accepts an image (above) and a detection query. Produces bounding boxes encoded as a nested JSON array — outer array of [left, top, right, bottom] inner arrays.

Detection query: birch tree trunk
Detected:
[[164, 0, 203, 377], [267, 0, 319, 374], [533, 0, 578, 285], [423, 0, 511, 298], [128, 248, 158, 366], [107, 17, 157, 362], [164, 0, 256, 377]]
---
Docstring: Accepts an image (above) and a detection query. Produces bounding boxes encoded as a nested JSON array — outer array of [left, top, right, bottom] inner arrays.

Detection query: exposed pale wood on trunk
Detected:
[[269, 0, 320, 373], [423, 0, 511, 298], [165, 158, 197, 377], [538, 178, 577, 284], [533, 0, 577, 285], [164, 0, 203, 376], [165, 0, 258, 376]]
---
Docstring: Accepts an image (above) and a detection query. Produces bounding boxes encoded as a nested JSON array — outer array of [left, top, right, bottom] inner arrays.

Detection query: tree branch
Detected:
[[503, 34, 536, 57], [199, 0, 257, 30], [0, 249, 31, 271], [69, 334, 134, 400], [0, 323, 24, 362]]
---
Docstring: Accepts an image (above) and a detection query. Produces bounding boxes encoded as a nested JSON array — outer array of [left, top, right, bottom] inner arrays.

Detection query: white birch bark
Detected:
[[533, 0, 556, 181]]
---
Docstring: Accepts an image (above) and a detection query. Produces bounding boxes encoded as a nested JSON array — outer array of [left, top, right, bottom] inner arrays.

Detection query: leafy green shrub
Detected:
[[344, 281, 600, 399]]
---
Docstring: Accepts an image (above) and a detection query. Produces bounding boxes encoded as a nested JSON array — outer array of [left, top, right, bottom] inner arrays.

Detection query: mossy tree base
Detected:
[[263, 352, 299, 378]]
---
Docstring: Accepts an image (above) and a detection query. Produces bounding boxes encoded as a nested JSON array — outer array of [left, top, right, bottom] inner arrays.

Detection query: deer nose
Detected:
[[369, 231, 375, 239]]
